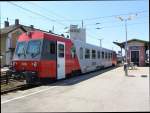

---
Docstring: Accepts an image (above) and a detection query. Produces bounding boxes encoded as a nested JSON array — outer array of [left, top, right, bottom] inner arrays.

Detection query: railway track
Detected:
[[1, 71, 32, 95], [1, 84, 27, 95], [1, 66, 120, 95], [1, 81, 40, 95]]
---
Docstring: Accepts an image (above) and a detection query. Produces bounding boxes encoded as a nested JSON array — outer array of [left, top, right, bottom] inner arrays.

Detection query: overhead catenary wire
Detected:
[[2, 2, 148, 39], [2, 2, 148, 29], [84, 15, 148, 26], [48, 10, 148, 21], [7, 2, 67, 27], [85, 21, 148, 42], [28, 2, 71, 21], [86, 21, 148, 30]]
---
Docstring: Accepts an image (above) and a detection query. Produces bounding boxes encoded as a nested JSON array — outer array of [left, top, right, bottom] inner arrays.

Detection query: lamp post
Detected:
[[96, 26, 103, 48], [117, 15, 137, 63], [117, 14, 137, 76]]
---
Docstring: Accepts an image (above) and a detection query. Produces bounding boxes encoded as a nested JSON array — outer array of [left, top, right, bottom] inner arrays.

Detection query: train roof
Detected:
[[73, 39, 115, 52]]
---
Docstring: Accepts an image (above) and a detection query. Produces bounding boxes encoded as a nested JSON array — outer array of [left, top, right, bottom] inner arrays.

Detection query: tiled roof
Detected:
[[0, 24, 46, 35], [0, 25, 19, 34]]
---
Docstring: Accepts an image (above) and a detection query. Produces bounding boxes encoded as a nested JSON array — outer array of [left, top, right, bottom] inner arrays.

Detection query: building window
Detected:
[[97, 51, 100, 59], [92, 50, 96, 59], [85, 48, 90, 59], [80, 47, 83, 59]]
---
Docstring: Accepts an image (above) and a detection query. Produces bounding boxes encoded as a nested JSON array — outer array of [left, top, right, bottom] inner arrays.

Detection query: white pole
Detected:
[[125, 19, 128, 63]]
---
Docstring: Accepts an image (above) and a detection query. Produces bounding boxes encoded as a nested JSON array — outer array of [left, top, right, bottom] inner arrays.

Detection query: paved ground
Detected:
[[1, 66, 149, 112]]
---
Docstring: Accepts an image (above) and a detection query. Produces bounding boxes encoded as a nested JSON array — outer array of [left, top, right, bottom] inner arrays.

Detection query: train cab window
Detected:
[[102, 51, 104, 59], [85, 49, 90, 59], [58, 44, 64, 58], [42, 40, 56, 60], [15, 41, 26, 58], [44, 41, 56, 54], [50, 42, 56, 54], [97, 51, 100, 59], [80, 47, 83, 59], [92, 50, 96, 59], [26, 40, 41, 58]]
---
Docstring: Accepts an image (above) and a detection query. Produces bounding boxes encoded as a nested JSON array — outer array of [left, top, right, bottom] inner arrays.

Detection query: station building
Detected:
[[113, 39, 149, 66]]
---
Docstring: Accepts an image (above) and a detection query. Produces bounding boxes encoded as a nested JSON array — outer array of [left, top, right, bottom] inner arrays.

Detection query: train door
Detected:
[[57, 41, 65, 79]]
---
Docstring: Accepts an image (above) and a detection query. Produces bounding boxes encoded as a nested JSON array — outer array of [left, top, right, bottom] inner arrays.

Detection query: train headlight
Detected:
[[32, 62, 37, 67], [12, 62, 17, 66]]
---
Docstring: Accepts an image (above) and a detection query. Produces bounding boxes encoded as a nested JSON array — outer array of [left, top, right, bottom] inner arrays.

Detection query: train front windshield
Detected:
[[15, 42, 26, 59], [26, 40, 41, 59], [14, 40, 42, 59]]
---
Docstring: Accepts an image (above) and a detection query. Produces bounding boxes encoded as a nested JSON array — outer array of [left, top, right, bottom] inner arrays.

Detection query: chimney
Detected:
[[15, 19, 19, 26], [4, 21, 9, 27], [30, 25, 34, 30], [49, 30, 52, 33]]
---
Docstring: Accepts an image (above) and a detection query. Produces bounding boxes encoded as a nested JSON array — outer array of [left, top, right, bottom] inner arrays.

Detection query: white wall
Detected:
[[70, 25, 86, 43]]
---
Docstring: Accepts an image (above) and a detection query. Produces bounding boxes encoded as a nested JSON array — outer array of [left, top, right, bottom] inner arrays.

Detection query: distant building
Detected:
[[113, 39, 149, 66], [69, 25, 86, 43]]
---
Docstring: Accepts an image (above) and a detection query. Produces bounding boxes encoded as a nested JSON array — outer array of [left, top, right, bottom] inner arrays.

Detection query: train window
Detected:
[[44, 42, 55, 54], [71, 45, 76, 58], [97, 51, 100, 59], [108, 53, 109, 59], [108, 52, 110, 59], [92, 50, 96, 59], [102, 51, 104, 59], [105, 52, 107, 59], [50, 42, 56, 54], [110, 53, 112, 58], [80, 47, 83, 59], [15, 41, 26, 58], [110, 53, 112, 59], [58, 44, 64, 57], [85, 49, 90, 59], [26, 40, 41, 58]]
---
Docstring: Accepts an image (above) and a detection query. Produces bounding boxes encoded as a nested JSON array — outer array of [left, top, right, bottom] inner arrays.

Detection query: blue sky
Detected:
[[0, 1, 149, 54]]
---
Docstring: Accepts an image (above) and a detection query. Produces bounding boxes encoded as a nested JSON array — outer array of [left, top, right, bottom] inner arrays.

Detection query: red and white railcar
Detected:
[[11, 31, 117, 84]]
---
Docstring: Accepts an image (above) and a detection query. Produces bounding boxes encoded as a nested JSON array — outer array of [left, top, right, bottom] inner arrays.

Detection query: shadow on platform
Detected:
[[44, 66, 119, 86]]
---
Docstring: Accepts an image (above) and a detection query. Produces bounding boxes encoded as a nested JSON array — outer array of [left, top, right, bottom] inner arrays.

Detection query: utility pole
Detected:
[[82, 20, 83, 28], [116, 14, 137, 76], [125, 19, 128, 63], [52, 25, 54, 32], [98, 38, 103, 48]]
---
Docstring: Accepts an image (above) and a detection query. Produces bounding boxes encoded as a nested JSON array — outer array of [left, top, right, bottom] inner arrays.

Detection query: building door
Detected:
[[131, 51, 139, 66], [57, 41, 65, 79]]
